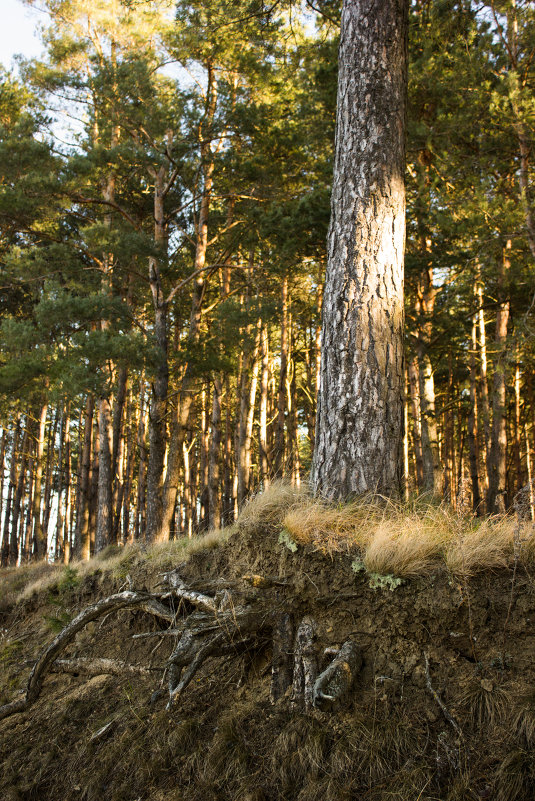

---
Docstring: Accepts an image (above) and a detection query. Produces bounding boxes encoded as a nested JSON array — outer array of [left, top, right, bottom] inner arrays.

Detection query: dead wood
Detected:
[[313, 639, 361, 706]]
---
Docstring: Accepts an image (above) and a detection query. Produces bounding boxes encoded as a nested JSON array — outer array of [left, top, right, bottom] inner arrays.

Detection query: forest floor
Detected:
[[2, 485, 535, 801]]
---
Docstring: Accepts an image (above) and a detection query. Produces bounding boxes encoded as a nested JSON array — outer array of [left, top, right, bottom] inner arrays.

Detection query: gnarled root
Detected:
[[166, 597, 268, 708], [0, 590, 175, 722], [313, 639, 361, 707], [292, 616, 318, 710]]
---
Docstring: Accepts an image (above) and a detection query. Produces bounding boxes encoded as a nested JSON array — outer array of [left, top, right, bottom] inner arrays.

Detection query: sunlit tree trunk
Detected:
[[313, 0, 408, 499], [408, 358, 424, 488], [273, 276, 288, 477], [77, 395, 94, 560], [487, 242, 511, 514], [32, 399, 48, 559], [468, 317, 481, 513]]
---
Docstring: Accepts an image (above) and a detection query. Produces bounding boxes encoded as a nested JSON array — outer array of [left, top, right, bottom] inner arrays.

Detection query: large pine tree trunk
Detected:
[[312, 0, 408, 499]]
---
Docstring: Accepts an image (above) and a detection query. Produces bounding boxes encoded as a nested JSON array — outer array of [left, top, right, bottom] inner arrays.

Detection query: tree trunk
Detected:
[[468, 317, 481, 513], [78, 395, 94, 561], [487, 242, 511, 514], [312, 0, 408, 499], [259, 323, 270, 489], [476, 271, 490, 497], [62, 406, 72, 564], [408, 358, 424, 487], [273, 276, 288, 477], [135, 391, 148, 541], [96, 396, 113, 553], [208, 377, 222, 530], [9, 419, 29, 566], [32, 399, 48, 559], [1, 421, 20, 567], [146, 162, 170, 541]]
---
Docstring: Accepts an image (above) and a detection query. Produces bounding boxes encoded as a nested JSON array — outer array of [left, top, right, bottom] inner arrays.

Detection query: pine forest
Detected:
[[1, 0, 535, 566]]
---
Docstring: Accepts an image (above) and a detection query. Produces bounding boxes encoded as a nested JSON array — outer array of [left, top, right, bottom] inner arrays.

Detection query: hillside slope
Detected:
[[2, 495, 535, 801]]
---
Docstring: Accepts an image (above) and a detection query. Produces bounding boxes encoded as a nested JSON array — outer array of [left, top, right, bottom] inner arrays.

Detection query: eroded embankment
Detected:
[[2, 522, 535, 801]]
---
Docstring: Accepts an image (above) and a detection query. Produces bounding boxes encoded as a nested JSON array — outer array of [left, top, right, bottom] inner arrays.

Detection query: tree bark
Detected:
[[312, 0, 408, 499], [32, 399, 48, 559], [487, 242, 511, 514]]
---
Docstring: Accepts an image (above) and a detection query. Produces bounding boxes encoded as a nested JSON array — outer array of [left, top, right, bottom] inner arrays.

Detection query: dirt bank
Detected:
[[2, 520, 535, 801]]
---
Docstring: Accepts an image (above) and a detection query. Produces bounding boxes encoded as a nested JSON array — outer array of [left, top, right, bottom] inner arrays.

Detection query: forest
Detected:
[[0, 0, 534, 566]]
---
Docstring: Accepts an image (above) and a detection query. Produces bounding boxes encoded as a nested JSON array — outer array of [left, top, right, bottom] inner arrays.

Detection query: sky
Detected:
[[0, 0, 46, 70]]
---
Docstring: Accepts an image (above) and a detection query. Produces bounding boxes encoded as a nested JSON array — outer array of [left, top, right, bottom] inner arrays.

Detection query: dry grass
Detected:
[[237, 480, 309, 529], [281, 491, 526, 578], [7, 525, 234, 603]]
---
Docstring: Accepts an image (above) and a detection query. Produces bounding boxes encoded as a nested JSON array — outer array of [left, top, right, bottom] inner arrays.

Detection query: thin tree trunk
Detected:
[[199, 387, 210, 530], [408, 358, 424, 488], [62, 406, 72, 564], [9, 420, 28, 566], [208, 377, 222, 531], [1, 422, 20, 567], [42, 410, 59, 551], [274, 276, 288, 477], [32, 399, 48, 559], [513, 359, 522, 493], [135, 392, 148, 541], [96, 395, 113, 553], [259, 323, 270, 489], [78, 395, 94, 561], [468, 317, 481, 513], [525, 422, 534, 521], [476, 271, 490, 495], [88, 414, 99, 555], [487, 242, 511, 514]]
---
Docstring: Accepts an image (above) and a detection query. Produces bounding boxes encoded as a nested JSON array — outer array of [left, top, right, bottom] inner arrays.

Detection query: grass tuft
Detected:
[[237, 480, 309, 529], [279, 490, 527, 578]]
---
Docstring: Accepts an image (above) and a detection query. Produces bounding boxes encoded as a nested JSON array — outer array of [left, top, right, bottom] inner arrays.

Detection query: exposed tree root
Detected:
[[313, 639, 361, 706], [292, 616, 318, 710], [51, 658, 153, 677], [424, 652, 462, 735], [0, 573, 367, 725], [0, 590, 175, 722]]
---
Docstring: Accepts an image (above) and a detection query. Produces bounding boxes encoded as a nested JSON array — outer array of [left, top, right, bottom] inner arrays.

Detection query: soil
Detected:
[[2, 523, 535, 801]]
